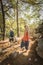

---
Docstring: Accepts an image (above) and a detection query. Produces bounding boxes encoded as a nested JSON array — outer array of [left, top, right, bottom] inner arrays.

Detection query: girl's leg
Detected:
[[25, 41, 29, 50], [21, 40, 24, 48], [19, 41, 25, 54]]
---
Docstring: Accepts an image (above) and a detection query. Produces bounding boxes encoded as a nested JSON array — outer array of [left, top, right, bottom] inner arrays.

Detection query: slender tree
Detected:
[[16, 0, 19, 37], [0, 0, 5, 40]]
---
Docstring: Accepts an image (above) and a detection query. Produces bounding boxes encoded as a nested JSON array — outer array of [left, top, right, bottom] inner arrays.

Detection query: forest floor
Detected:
[[0, 37, 43, 65]]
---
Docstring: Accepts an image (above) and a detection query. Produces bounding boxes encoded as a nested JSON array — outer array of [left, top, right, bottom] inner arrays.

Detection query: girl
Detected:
[[21, 25, 30, 51]]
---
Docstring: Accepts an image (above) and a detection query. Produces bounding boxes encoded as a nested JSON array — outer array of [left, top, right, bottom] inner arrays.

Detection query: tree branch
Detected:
[[20, 0, 43, 5], [4, 6, 13, 12]]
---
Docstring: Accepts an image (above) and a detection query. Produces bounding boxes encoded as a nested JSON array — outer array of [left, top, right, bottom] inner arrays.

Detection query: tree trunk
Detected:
[[1, 0, 5, 40], [16, 0, 19, 37]]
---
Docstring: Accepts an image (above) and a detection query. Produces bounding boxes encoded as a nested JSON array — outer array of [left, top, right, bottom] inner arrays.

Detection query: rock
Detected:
[[38, 38, 43, 50], [36, 38, 43, 58]]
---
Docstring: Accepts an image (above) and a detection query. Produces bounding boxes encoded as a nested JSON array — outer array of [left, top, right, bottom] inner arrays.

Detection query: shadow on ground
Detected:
[[0, 50, 43, 65], [0, 40, 43, 65]]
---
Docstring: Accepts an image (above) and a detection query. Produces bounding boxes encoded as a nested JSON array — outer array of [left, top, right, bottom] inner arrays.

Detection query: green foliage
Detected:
[[0, 0, 43, 38], [21, 0, 42, 5], [5, 19, 17, 37]]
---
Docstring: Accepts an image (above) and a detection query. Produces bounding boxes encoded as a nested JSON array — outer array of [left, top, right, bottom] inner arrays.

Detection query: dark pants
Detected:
[[9, 37, 14, 42], [21, 40, 29, 50]]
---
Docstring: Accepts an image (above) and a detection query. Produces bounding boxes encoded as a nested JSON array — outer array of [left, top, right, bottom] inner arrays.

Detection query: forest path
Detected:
[[0, 37, 40, 65], [0, 37, 34, 62]]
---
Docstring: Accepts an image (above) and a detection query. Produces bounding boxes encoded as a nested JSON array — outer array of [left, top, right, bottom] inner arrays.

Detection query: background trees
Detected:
[[0, 0, 43, 40]]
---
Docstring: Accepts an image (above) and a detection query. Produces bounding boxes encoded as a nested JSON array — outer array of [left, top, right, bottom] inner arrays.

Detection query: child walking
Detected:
[[9, 28, 14, 42], [21, 25, 30, 51]]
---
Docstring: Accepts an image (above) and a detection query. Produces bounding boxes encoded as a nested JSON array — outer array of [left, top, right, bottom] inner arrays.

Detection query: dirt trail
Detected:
[[0, 39, 43, 65]]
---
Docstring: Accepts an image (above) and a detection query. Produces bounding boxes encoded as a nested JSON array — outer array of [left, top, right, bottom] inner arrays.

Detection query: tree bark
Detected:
[[1, 0, 5, 40], [16, 0, 19, 37]]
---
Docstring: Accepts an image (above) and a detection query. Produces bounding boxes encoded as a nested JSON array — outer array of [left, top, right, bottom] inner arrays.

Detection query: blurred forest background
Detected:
[[0, 0, 43, 65], [0, 0, 43, 40]]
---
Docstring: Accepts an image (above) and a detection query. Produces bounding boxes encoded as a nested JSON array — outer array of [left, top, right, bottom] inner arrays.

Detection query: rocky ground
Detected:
[[0, 38, 43, 65]]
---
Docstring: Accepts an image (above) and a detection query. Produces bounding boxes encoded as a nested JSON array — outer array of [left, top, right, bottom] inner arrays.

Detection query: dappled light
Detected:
[[0, 0, 43, 65]]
